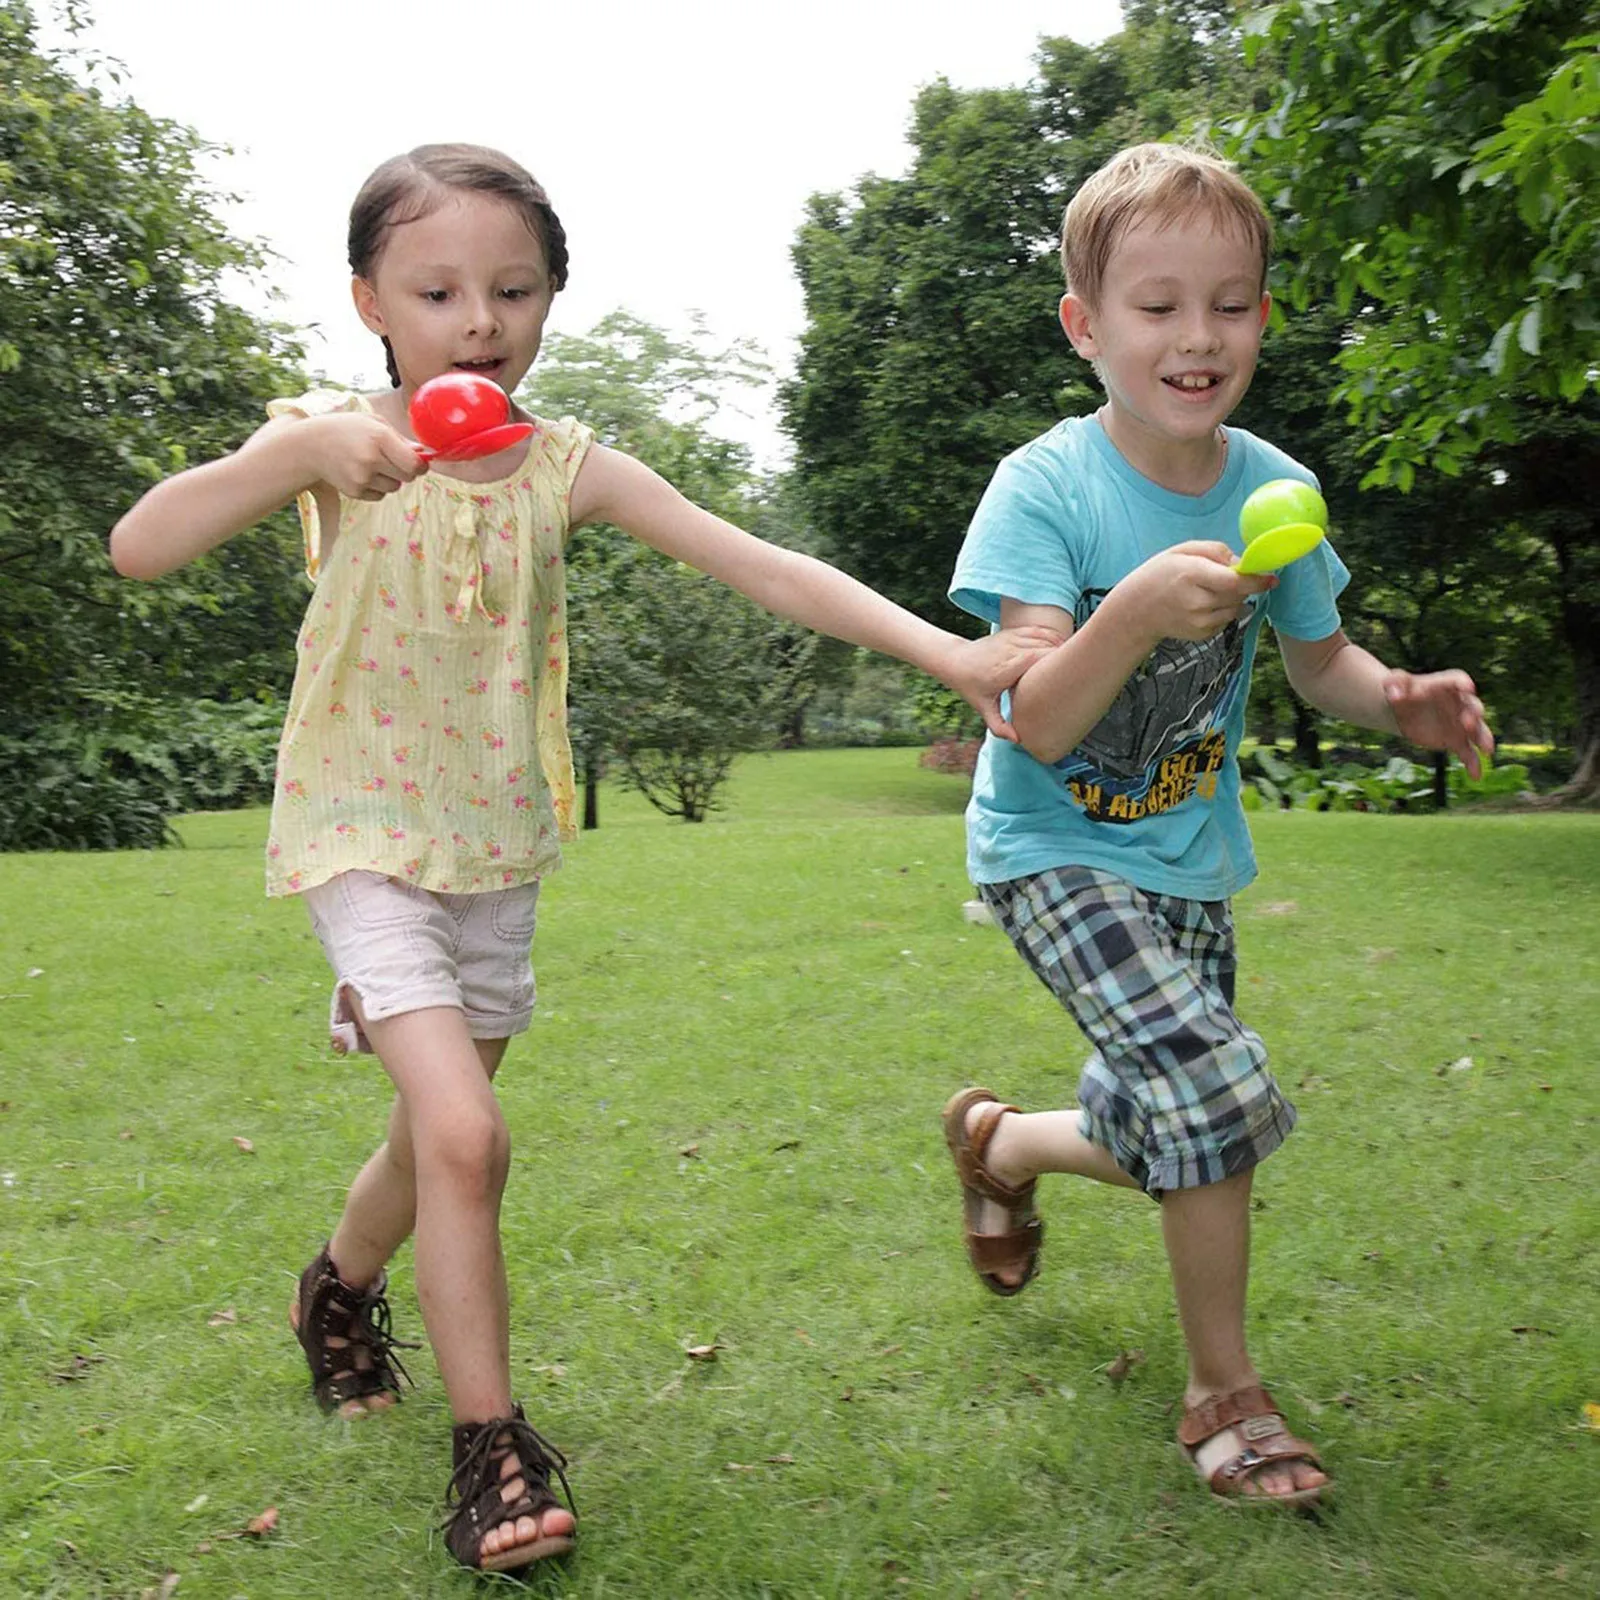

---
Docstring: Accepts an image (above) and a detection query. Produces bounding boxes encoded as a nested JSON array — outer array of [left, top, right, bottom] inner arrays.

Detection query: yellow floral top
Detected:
[[262, 390, 594, 898]]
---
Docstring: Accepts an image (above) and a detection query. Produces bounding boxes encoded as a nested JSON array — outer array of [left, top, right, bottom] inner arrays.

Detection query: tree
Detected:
[[578, 558, 805, 822], [1, 2, 308, 844], [1230, 0, 1600, 796], [784, 2, 1262, 622], [521, 313, 813, 824]]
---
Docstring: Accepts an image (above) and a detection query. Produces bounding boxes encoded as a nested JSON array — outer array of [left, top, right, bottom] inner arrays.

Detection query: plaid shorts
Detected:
[[980, 866, 1295, 1195]]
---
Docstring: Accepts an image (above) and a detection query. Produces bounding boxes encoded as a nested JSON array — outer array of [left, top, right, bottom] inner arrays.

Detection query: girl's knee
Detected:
[[416, 1104, 511, 1196]]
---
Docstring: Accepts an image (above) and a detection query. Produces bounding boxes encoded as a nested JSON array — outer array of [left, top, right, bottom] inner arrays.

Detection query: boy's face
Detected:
[[1059, 212, 1269, 483]]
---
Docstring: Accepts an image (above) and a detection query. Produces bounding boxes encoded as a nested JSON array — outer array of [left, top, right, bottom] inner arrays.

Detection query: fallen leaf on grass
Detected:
[[48, 1353, 106, 1383], [1104, 1348, 1146, 1387], [794, 1328, 813, 1345], [771, 1138, 801, 1153], [678, 1142, 701, 1159], [684, 1343, 722, 1362], [214, 1506, 279, 1542], [724, 1461, 759, 1472], [1581, 1403, 1600, 1432], [206, 1309, 237, 1328], [184, 1494, 209, 1515], [1255, 901, 1299, 916], [140, 1574, 180, 1600], [232, 1136, 255, 1154], [1510, 1324, 1555, 1337], [765, 1453, 795, 1466]]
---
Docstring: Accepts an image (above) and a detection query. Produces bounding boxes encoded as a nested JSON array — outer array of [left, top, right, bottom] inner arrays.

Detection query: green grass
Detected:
[[2, 748, 1597, 1598]]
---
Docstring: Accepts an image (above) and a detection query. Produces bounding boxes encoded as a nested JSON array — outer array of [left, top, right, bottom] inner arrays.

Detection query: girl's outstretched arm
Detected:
[[110, 412, 426, 579], [570, 445, 1060, 741]]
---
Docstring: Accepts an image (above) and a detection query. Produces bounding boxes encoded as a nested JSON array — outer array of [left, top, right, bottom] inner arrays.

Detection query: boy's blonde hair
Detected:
[[1060, 142, 1272, 308]]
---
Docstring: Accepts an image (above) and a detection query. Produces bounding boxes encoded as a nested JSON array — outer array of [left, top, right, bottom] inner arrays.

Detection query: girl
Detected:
[[109, 143, 1057, 1576]]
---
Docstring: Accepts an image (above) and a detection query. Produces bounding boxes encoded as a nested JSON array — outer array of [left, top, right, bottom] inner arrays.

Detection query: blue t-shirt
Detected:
[[950, 415, 1349, 898]]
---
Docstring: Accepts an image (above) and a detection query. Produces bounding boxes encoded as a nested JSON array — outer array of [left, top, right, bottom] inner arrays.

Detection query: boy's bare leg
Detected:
[[967, 1107, 1325, 1500], [356, 1003, 573, 1558], [1161, 1170, 1327, 1499], [317, 1035, 507, 1416]]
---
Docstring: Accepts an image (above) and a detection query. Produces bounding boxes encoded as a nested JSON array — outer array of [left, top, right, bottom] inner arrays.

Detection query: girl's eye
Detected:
[[422, 290, 450, 304], [500, 288, 530, 301]]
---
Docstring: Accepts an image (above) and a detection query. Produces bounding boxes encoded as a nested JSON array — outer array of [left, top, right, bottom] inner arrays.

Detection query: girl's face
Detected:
[[1058, 213, 1269, 490], [353, 190, 556, 400]]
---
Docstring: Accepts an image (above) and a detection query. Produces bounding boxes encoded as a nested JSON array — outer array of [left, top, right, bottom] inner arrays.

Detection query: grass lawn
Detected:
[[2, 748, 1597, 1598]]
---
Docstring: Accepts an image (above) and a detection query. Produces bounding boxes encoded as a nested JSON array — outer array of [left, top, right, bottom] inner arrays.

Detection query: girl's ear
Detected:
[[352, 276, 385, 336], [1059, 292, 1098, 359]]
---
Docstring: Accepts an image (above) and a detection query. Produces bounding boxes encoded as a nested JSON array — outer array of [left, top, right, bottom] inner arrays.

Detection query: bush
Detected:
[[919, 737, 982, 777], [1239, 747, 1531, 813], [0, 724, 176, 852], [0, 698, 282, 853]]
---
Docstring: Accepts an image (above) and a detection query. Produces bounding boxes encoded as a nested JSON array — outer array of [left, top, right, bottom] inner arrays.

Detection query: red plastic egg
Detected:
[[408, 373, 510, 449]]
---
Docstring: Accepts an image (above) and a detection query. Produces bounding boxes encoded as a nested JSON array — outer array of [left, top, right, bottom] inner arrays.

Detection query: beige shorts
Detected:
[[301, 870, 541, 1055]]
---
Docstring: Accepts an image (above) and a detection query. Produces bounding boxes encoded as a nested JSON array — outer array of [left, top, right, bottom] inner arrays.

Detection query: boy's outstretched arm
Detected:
[[570, 445, 1059, 741], [1279, 630, 1495, 776]]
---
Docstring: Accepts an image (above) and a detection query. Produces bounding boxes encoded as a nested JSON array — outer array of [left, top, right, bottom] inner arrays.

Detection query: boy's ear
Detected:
[[352, 276, 385, 336], [1257, 291, 1273, 330], [1059, 292, 1098, 359]]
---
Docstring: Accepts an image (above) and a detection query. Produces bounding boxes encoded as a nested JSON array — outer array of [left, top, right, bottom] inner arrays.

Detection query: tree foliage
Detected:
[[783, 2, 1261, 622], [521, 313, 813, 824], [0, 2, 308, 846], [1231, 0, 1600, 796]]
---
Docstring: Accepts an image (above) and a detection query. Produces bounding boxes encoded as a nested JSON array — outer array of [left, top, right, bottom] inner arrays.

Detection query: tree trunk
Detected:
[[1292, 696, 1322, 768], [1547, 589, 1600, 804]]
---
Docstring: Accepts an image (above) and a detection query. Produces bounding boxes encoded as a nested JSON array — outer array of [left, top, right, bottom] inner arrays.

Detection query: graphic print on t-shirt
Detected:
[[1057, 588, 1249, 824]]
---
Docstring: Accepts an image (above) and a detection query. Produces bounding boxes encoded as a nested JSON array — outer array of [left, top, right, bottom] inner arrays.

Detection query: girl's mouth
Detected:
[[454, 358, 504, 377]]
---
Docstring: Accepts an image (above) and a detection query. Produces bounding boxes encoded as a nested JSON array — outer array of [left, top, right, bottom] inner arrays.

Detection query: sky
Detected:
[[49, 0, 1124, 466]]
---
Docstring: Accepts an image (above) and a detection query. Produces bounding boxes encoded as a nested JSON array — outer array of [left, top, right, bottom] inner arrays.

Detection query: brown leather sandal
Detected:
[[941, 1086, 1043, 1297], [1178, 1384, 1329, 1507], [289, 1244, 418, 1414], [444, 1404, 575, 1572]]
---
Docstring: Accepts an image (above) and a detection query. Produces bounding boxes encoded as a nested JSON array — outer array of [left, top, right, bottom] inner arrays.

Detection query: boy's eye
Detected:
[[1141, 304, 1173, 315], [421, 290, 450, 304], [500, 287, 530, 301]]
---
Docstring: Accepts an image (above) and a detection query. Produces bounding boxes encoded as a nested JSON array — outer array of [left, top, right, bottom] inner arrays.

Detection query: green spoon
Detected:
[[1235, 478, 1328, 575]]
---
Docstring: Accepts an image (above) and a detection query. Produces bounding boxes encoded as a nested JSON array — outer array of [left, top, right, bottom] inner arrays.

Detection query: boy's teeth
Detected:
[[1170, 375, 1217, 389]]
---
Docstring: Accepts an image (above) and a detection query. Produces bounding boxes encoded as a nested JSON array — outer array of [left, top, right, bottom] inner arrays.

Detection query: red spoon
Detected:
[[409, 373, 533, 462]]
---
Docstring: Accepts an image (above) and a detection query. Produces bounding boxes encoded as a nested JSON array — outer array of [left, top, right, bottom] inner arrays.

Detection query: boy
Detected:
[[940, 143, 1492, 1506]]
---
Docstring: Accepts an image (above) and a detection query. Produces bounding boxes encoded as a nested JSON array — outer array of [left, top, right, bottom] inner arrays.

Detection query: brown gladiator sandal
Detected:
[[289, 1245, 418, 1414], [444, 1403, 576, 1572]]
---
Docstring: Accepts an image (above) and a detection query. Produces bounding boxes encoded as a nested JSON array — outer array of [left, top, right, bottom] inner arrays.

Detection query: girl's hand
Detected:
[[1383, 669, 1496, 777], [945, 626, 1065, 743], [300, 413, 429, 502]]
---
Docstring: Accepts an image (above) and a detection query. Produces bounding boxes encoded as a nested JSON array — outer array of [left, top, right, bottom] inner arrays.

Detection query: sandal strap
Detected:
[[1209, 1433, 1324, 1495], [1177, 1383, 1280, 1448], [444, 1404, 575, 1568], [946, 1088, 1033, 1205]]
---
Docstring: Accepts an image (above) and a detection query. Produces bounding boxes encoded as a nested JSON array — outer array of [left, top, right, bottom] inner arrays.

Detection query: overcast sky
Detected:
[[51, 0, 1124, 465]]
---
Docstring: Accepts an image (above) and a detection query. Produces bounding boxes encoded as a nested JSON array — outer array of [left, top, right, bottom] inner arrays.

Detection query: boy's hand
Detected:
[[1383, 669, 1495, 777], [1121, 541, 1276, 643], [299, 413, 430, 502], [947, 626, 1065, 742]]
